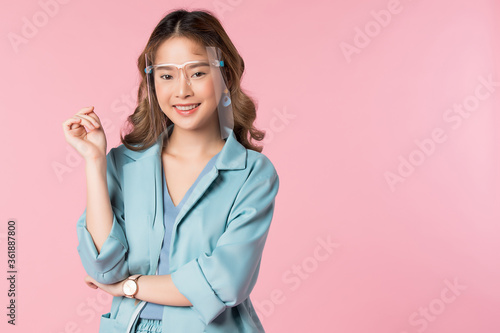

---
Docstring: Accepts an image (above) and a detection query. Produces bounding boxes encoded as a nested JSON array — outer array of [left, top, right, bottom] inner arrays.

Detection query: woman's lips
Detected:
[[174, 103, 200, 115]]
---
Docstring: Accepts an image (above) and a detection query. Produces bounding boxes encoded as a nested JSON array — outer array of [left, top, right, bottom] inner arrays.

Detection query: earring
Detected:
[[222, 88, 231, 107]]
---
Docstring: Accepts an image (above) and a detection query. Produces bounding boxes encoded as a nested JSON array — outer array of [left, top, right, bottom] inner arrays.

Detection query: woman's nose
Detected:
[[174, 70, 194, 97]]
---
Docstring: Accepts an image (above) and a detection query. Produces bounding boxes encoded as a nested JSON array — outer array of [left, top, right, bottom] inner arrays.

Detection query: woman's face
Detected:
[[153, 37, 219, 134]]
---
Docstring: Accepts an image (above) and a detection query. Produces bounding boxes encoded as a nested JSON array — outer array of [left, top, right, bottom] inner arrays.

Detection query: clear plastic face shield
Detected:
[[144, 46, 234, 145]]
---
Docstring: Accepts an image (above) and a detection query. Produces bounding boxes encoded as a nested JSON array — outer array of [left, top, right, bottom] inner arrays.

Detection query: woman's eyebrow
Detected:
[[155, 61, 210, 67], [158, 64, 209, 73], [188, 61, 210, 67]]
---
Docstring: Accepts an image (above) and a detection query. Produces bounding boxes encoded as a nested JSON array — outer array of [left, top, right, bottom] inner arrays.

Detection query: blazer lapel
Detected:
[[121, 133, 165, 272]]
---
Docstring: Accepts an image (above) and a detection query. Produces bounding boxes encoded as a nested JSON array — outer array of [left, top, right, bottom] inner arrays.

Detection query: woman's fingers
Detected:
[[75, 107, 100, 127], [84, 276, 98, 289], [62, 107, 108, 161], [76, 106, 94, 115], [77, 106, 102, 124], [62, 106, 99, 132], [86, 281, 98, 289], [74, 114, 100, 130], [70, 116, 94, 131], [62, 116, 82, 131]]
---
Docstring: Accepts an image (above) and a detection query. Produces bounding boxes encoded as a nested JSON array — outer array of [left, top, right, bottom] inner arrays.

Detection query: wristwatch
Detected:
[[122, 274, 143, 299]]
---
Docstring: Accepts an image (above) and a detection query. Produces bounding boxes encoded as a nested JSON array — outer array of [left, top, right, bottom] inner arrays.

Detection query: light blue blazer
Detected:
[[76, 127, 280, 332]]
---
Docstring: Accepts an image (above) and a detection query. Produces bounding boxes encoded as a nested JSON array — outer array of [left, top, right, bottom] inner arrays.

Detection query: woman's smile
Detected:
[[174, 103, 201, 115]]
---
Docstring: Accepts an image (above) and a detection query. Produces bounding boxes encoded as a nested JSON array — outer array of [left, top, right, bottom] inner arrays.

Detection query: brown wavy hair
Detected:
[[120, 8, 265, 152]]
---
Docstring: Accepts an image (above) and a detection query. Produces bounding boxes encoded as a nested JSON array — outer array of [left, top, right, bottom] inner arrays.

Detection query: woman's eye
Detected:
[[160, 75, 173, 80], [192, 72, 206, 78]]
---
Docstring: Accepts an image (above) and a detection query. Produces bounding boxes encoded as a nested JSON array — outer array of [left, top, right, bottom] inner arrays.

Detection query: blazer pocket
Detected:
[[99, 312, 117, 333]]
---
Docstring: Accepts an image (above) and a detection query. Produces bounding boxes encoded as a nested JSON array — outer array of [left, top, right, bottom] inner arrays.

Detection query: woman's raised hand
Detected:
[[62, 106, 107, 161]]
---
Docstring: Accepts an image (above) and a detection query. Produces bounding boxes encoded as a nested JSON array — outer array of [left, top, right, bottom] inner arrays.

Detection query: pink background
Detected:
[[1, 0, 499, 332]]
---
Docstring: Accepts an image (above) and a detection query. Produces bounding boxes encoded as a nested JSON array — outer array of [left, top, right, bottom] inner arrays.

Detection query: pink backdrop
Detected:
[[1, 0, 499, 332]]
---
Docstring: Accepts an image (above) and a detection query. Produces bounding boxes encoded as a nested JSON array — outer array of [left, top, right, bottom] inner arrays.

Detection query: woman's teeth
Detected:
[[175, 104, 200, 111]]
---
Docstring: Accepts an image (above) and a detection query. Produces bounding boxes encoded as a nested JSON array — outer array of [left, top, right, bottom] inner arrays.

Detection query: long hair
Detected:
[[120, 9, 265, 152]]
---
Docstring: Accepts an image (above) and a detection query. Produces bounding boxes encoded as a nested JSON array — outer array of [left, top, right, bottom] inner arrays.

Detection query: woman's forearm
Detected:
[[133, 275, 193, 307], [85, 156, 114, 254]]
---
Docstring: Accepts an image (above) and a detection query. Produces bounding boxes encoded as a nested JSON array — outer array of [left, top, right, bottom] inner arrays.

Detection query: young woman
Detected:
[[62, 9, 279, 333]]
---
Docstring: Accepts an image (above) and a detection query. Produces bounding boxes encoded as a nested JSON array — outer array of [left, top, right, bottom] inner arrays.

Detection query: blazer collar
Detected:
[[121, 124, 247, 171]]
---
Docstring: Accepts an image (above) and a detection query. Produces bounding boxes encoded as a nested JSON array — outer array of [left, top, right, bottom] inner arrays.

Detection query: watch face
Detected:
[[123, 280, 137, 296]]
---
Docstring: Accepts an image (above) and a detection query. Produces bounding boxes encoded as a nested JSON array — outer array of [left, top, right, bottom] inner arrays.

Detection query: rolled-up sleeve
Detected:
[[76, 148, 129, 284], [171, 157, 280, 325]]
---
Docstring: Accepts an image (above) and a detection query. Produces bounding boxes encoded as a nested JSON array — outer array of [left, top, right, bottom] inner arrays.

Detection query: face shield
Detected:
[[144, 46, 234, 145]]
